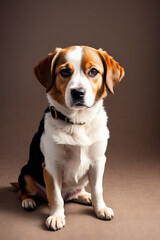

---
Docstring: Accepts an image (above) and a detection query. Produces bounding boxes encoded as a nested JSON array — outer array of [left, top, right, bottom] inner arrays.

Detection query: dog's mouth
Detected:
[[72, 101, 85, 106], [70, 99, 86, 109], [69, 102, 94, 110], [70, 103, 87, 110]]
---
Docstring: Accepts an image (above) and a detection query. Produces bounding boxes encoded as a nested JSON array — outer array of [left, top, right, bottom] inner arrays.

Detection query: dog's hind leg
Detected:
[[12, 175, 37, 211], [20, 175, 37, 211]]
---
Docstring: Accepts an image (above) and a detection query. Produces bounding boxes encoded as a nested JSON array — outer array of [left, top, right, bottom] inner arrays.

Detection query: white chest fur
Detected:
[[40, 101, 109, 192], [62, 145, 90, 184]]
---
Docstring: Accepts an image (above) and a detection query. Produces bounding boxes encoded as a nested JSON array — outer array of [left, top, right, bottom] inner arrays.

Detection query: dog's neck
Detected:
[[47, 106, 86, 125], [46, 94, 103, 125]]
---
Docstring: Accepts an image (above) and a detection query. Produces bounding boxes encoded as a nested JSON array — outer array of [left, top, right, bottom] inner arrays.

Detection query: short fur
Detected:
[[12, 46, 124, 231]]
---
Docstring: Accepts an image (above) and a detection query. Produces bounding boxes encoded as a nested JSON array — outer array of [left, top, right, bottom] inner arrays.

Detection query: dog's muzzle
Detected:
[[71, 88, 86, 106]]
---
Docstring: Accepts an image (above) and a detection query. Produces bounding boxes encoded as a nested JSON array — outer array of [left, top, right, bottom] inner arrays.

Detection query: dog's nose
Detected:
[[71, 88, 85, 102]]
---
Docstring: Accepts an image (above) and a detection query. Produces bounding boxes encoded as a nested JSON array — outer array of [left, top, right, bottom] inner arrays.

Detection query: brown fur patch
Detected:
[[24, 175, 36, 195], [10, 182, 20, 189], [98, 49, 125, 94], [48, 50, 75, 105], [42, 163, 55, 209], [21, 193, 30, 201], [82, 46, 107, 100], [17, 189, 30, 202], [34, 52, 57, 92], [48, 77, 70, 105]]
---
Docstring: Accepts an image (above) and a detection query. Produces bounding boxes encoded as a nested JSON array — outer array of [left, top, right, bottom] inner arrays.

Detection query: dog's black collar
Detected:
[[45, 106, 86, 125]]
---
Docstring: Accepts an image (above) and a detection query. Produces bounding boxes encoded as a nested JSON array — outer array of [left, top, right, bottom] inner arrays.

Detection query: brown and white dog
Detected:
[[12, 46, 124, 231]]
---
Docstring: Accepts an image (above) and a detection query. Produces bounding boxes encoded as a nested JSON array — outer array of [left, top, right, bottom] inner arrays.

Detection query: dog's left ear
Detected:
[[34, 48, 61, 92], [98, 49, 125, 94]]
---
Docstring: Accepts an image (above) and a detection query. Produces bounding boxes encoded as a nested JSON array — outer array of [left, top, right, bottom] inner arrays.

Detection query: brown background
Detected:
[[0, 0, 160, 239]]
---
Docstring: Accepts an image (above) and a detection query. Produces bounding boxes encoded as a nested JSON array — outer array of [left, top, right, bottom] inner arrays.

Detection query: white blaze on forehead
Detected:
[[65, 46, 83, 71], [64, 46, 95, 108]]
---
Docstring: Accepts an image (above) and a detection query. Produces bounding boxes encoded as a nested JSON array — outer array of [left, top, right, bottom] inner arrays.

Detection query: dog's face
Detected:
[[34, 46, 124, 109]]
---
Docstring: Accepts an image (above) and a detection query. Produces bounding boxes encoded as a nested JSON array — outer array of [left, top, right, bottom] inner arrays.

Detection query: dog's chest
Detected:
[[62, 145, 91, 184]]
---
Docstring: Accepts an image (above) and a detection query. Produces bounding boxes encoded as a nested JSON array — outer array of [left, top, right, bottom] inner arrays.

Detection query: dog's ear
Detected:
[[34, 48, 61, 92], [98, 49, 125, 94]]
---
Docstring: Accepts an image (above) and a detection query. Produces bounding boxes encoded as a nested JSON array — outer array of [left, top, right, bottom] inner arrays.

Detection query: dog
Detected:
[[11, 46, 124, 231]]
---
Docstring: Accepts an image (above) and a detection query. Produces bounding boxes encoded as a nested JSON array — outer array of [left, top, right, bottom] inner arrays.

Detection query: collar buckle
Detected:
[[50, 106, 58, 120]]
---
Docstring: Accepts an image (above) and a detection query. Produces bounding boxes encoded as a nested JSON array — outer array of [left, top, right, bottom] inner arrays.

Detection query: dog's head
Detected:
[[34, 46, 124, 109]]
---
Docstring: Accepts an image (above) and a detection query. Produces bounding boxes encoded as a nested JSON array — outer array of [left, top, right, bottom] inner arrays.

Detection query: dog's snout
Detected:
[[71, 88, 85, 102]]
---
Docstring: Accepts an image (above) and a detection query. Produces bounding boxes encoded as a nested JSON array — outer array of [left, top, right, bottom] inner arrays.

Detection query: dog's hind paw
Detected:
[[72, 191, 92, 205], [22, 198, 36, 211]]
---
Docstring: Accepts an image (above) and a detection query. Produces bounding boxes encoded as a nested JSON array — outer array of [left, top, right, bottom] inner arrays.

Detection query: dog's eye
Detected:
[[88, 68, 99, 77], [60, 68, 72, 78]]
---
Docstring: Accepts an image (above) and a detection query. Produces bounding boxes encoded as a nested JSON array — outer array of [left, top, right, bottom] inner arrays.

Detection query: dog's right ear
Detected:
[[98, 48, 125, 94], [34, 48, 61, 92]]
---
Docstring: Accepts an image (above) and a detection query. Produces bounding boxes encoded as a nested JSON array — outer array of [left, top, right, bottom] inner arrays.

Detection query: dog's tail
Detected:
[[10, 182, 20, 190]]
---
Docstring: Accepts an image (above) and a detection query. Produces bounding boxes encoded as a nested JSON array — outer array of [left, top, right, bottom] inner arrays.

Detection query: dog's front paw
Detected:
[[95, 207, 114, 220], [46, 215, 66, 231], [22, 198, 36, 211]]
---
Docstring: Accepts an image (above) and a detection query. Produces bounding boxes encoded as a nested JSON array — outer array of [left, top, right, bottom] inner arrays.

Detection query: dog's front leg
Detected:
[[88, 156, 114, 220], [43, 164, 65, 231]]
